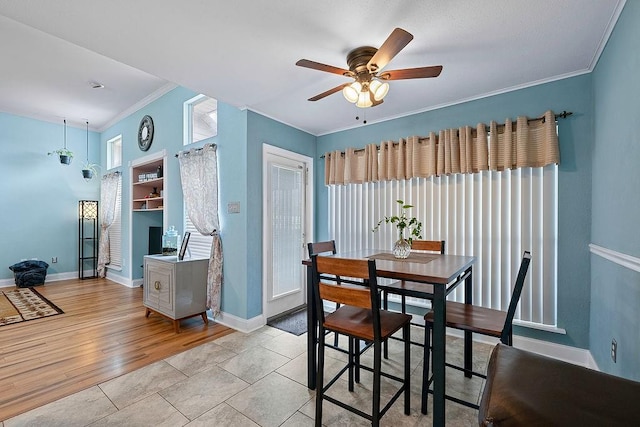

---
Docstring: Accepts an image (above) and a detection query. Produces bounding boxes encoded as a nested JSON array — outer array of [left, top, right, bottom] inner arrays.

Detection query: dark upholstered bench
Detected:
[[479, 343, 640, 426]]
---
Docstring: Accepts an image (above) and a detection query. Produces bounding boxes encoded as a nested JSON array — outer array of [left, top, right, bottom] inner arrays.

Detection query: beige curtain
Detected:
[[97, 172, 121, 277], [324, 110, 560, 185]]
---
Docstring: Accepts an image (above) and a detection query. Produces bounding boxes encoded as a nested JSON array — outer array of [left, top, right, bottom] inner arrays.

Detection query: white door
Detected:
[[263, 145, 313, 319]]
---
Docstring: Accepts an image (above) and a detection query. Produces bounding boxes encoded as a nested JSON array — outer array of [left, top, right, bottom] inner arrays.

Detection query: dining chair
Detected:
[[421, 251, 532, 414], [307, 241, 341, 347], [311, 254, 411, 427], [383, 240, 445, 356]]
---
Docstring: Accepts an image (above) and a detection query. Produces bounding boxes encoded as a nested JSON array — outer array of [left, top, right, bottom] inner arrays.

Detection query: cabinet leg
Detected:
[[145, 308, 151, 318], [200, 312, 209, 325], [173, 319, 181, 333]]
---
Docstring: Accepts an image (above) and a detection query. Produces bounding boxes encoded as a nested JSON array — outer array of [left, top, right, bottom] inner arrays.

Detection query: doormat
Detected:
[[267, 307, 307, 336], [0, 288, 64, 327]]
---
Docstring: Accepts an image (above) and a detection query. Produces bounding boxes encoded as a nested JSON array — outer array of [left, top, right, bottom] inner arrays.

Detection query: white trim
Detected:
[[98, 83, 177, 132], [590, 243, 640, 273], [215, 311, 265, 334], [445, 328, 597, 370], [588, 0, 627, 70]]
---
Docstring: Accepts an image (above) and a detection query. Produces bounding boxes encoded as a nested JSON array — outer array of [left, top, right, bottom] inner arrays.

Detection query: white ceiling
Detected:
[[0, 0, 625, 135]]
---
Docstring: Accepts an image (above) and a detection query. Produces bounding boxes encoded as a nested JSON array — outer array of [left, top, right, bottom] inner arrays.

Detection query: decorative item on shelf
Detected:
[[149, 187, 160, 198], [48, 118, 74, 165], [372, 199, 423, 258], [140, 201, 147, 210], [81, 121, 100, 180], [162, 226, 180, 256], [156, 165, 163, 178]]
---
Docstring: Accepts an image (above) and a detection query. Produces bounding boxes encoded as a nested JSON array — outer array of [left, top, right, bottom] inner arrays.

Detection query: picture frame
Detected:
[[178, 232, 191, 261]]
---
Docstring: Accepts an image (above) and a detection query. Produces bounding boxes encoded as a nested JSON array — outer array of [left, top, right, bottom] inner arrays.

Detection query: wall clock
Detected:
[[138, 115, 154, 151]]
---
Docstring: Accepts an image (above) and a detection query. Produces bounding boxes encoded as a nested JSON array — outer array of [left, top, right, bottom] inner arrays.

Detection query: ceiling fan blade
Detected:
[[380, 65, 443, 80], [308, 83, 351, 101], [296, 59, 352, 77], [367, 28, 414, 72]]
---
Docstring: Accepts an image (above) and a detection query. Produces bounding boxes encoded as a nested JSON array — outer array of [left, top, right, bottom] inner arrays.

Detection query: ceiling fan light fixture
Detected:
[[356, 91, 373, 108], [370, 80, 389, 101], [342, 82, 361, 103]]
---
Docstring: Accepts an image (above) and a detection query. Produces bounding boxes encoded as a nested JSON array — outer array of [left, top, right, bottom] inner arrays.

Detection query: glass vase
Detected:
[[393, 234, 411, 259]]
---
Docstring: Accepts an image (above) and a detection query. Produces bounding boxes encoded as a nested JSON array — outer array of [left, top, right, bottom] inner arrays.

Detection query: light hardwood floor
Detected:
[[0, 278, 234, 421]]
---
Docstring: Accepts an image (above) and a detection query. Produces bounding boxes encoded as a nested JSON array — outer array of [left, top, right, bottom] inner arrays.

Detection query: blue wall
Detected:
[[0, 114, 100, 280], [316, 75, 595, 349], [591, 0, 640, 379], [99, 88, 317, 320]]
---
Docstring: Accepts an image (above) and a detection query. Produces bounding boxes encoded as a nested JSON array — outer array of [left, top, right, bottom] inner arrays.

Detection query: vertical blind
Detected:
[[328, 166, 557, 326]]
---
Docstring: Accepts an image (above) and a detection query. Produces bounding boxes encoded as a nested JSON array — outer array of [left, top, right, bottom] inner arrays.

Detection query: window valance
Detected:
[[325, 110, 560, 185]]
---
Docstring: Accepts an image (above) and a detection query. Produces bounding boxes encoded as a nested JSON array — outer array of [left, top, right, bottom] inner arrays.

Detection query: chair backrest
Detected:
[[307, 240, 337, 257], [500, 251, 532, 343], [311, 255, 382, 338], [411, 240, 445, 254]]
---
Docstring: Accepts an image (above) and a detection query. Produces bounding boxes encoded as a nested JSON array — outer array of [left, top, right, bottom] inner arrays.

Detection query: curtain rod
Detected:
[[174, 142, 217, 158], [320, 111, 572, 159]]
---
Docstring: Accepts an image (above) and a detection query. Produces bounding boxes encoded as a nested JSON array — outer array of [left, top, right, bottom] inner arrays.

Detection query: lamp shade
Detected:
[[370, 80, 389, 101], [356, 91, 373, 108], [79, 200, 98, 219], [342, 82, 361, 103]]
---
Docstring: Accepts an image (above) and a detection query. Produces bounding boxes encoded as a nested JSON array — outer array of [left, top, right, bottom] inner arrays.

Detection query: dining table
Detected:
[[303, 249, 476, 426]]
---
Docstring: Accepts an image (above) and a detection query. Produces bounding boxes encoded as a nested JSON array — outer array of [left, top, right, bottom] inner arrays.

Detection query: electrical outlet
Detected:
[[611, 338, 617, 363], [51, 257, 58, 263]]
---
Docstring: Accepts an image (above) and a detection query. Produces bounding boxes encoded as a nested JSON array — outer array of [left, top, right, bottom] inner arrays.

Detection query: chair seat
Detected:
[[425, 301, 506, 337], [325, 305, 412, 342]]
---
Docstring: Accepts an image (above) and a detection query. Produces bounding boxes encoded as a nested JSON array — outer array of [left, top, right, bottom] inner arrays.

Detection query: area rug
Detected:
[[0, 288, 63, 326], [267, 307, 307, 336]]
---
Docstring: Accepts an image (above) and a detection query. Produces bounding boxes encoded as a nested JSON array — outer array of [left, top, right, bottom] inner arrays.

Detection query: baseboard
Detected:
[[0, 271, 78, 288], [444, 327, 597, 369], [215, 311, 265, 334]]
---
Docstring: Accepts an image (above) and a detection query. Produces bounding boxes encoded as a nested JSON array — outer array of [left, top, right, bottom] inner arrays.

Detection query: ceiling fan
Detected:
[[296, 28, 442, 108]]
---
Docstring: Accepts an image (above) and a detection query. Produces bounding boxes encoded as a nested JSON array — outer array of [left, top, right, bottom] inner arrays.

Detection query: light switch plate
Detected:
[[227, 202, 240, 214]]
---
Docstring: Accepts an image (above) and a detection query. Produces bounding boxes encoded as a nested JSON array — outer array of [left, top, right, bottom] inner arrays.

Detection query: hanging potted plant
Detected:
[[372, 199, 423, 258], [48, 118, 73, 165], [48, 147, 74, 165], [81, 161, 100, 180], [80, 121, 100, 180]]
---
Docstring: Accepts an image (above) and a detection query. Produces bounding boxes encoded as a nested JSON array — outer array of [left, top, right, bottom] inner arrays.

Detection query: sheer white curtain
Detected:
[[177, 144, 223, 317], [97, 171, 121, 277]]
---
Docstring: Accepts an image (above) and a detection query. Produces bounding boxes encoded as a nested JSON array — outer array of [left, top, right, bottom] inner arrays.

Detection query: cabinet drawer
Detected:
[[145, 262, 174, 316]]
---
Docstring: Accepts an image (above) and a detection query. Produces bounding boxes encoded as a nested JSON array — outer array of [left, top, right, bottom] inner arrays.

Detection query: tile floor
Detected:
[[2, 325, 494, 426]]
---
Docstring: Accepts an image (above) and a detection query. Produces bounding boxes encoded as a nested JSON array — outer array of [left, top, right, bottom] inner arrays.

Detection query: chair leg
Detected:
[[334, 303, 341, 347], [315, 327, 325, 426], [404, 323, 411, 415], [348, 337, 355, 392], [355, 339, 361, 383], [383, 292, 389, 359], [421, 322, 432, 414], [372, 339, 382, 427]]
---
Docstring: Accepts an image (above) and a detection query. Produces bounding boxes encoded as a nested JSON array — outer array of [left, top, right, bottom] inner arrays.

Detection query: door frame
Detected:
[[262, 144, 314, 321]]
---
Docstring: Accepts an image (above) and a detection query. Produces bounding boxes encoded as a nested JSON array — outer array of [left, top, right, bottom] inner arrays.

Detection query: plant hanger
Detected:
[[48, 118, 74, 165], [82, 120, 99, 180]]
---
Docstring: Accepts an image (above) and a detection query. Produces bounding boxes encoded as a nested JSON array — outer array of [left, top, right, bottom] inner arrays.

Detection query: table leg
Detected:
[[464, 267, 473, 377], [432, 284, 446, 426], [306, 264, 317, 390]]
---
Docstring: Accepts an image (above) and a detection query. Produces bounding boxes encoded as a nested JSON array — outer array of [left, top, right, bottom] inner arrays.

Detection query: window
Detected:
[[108, 177, 122, 269], [183, 207, 213, 259], [183, 95, 217, 146], [328, 165, 558, 329], [107, 135, 122, 170]]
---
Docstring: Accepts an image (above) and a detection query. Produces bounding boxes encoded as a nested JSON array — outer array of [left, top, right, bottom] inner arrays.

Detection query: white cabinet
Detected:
[[143, 255, 208, 332]]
